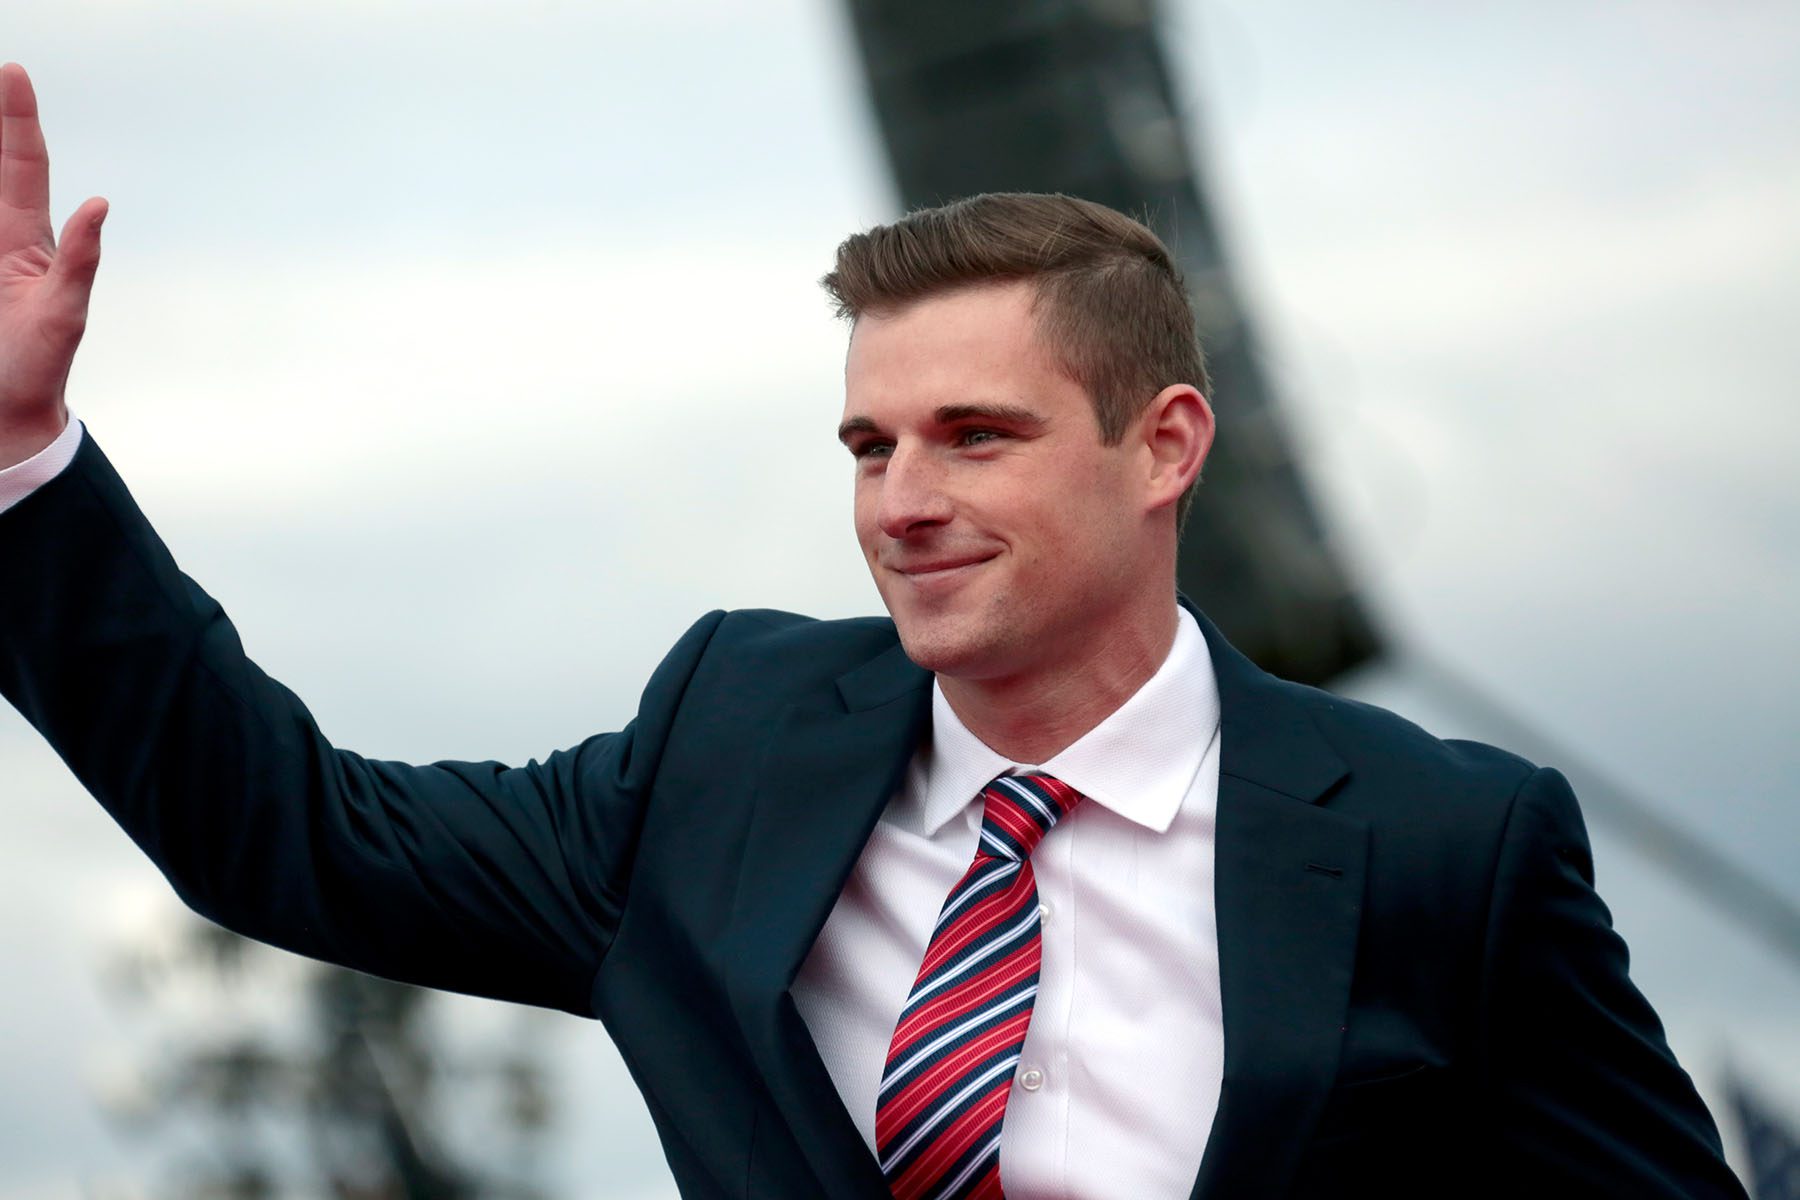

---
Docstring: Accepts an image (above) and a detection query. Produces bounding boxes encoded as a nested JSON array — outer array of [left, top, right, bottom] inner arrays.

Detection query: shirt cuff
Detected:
[[0, 418, 85, 517]]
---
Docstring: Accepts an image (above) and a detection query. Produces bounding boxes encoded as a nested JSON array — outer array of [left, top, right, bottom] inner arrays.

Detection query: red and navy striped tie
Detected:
[[876, 772, 1085, 1200]]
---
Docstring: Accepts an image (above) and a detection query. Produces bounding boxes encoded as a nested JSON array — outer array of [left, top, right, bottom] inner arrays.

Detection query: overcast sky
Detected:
[[2, 1, 1797, 1195]]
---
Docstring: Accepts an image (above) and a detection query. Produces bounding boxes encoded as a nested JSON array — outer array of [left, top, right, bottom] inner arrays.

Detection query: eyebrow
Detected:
[[836, 403, 1048, 445], [836, 415, 880, 445]]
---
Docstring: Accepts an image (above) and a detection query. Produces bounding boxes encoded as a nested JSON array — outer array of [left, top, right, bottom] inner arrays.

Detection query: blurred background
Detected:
[[3, 0, 1797, 1196]]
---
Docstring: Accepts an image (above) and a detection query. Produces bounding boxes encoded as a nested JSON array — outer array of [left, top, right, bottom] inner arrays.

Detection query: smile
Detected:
[[892, 555, 996, 592]]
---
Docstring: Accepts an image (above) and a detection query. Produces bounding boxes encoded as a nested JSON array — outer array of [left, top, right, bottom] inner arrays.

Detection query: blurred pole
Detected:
[[839, 0, 1382, 684]]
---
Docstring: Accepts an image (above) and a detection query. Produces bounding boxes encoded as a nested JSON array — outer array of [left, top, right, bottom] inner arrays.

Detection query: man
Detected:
[[0, 62, 1747, 1198]]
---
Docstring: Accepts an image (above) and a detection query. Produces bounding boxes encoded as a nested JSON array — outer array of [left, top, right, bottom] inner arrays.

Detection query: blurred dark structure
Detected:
[[841, 0, 1382, 685], [98, 916, 556, 1200]]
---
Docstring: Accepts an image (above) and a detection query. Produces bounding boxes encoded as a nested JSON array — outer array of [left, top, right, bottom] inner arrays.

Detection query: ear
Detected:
[[1139, 383, 1214, 515]]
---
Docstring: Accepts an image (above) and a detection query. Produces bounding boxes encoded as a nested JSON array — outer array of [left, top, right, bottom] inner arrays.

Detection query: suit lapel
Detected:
[[1188, 608, 1369, 1200], [721, 641, 930, 1199]]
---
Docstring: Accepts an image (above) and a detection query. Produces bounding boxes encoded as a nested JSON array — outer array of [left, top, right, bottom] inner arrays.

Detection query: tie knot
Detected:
[[976, 773, 1084, 862]]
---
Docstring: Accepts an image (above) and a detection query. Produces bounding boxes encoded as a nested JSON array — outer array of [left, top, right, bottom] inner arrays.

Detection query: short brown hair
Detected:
[[822, 192, 1208, 522]]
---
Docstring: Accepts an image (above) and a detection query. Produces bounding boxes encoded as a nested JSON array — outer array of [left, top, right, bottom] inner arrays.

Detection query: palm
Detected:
[[0, 241, 72, 403], [0, 62, 107, 442]]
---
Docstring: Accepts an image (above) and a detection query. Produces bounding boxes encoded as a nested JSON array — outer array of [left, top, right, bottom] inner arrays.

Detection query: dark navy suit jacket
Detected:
[[0, 437, 1746, 1199]]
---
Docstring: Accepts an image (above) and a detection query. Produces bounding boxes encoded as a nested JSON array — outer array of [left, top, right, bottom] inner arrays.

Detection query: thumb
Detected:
[[49, 196, 108, 293]]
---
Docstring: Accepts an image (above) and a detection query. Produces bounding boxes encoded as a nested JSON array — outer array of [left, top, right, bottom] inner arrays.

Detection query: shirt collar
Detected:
[[911, 607, 1221, 837]]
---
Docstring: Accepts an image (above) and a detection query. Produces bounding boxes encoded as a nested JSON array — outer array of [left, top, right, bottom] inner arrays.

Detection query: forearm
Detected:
[[0, 403, 69, 473]]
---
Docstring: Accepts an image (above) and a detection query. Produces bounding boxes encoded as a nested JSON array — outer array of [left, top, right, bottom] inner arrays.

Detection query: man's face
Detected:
[[840, 281, 1154, 683]]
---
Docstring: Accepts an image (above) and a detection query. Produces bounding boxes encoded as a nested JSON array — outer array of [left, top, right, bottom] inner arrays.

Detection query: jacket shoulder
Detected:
[[716, 607, 899, 657], [1296, 676, 1533, 788], [1276, 675, 1543, 818], [676, 607, 905, 698]]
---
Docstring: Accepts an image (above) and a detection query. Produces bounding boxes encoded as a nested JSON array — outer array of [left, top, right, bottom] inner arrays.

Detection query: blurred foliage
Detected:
[[95, 913, 557, 1200]]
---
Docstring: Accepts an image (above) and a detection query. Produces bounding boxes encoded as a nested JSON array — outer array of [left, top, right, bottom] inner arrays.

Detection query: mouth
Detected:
[[889, 553, 997, 592], [894, 552, 995, 576]]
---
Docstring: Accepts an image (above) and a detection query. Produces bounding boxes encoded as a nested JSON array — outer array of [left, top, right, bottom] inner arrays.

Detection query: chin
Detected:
[[889, 616, 956, 670], [890, 616, 1007, 679]]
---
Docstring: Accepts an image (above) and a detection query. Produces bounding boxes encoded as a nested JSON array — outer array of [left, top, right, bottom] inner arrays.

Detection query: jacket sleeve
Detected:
[[1476, 766, 1748, 1197], [0, 434, 726, 1016]]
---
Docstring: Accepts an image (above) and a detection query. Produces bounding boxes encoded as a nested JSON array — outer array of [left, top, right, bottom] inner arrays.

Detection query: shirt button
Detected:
[[1037, 901, 1052, 923], [1018, 1068, 1044, 1092]]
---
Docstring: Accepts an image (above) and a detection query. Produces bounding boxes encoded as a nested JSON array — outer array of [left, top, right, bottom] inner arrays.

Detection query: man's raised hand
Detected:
[[0, 62, 108, 469]]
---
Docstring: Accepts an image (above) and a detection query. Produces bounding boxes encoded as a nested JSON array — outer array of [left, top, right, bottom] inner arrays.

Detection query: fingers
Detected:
[[0, 63, 53, 244], [0, 65, 108, 314], [49, 196, 107, 294]]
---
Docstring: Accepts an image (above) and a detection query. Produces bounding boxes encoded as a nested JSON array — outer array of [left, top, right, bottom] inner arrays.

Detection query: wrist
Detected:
[[0, 405, 71, 471]]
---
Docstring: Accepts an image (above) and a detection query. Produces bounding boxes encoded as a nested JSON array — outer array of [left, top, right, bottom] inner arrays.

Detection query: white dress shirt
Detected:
[[0, 417, 83, 516], [3, 424, 1228, 1196], [794, 608, 1225, 1199]]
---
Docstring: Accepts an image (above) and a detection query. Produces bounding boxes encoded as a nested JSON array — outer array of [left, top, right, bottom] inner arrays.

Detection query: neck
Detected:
[[937, 594, 1179, 763]]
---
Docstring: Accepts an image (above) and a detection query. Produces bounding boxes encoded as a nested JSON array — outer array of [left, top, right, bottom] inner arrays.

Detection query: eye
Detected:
[[849, 439, 893, 460], [959, 428, 1003, 447]]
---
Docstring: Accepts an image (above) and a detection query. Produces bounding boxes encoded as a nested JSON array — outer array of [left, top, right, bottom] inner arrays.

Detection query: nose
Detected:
[[875, 442, 953, 540]]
